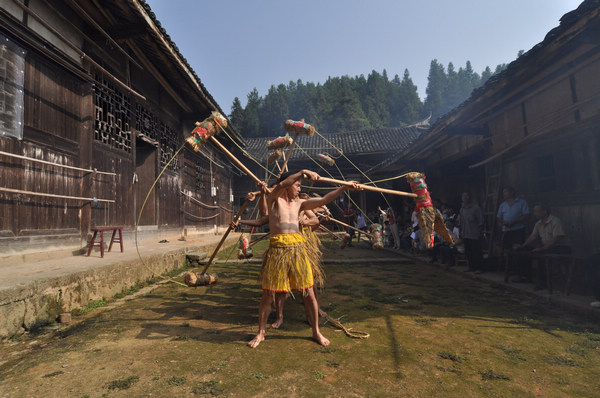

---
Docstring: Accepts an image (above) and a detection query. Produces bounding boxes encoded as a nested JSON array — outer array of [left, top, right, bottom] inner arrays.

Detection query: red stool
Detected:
[[87, 227, 124, 258]]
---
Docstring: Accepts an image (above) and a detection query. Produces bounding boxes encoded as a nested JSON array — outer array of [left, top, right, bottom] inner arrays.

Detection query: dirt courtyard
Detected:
[[1, 239, 599, 397]]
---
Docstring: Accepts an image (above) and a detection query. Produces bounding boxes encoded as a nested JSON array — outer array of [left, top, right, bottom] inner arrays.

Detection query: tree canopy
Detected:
[[230, 60, 507, 137]]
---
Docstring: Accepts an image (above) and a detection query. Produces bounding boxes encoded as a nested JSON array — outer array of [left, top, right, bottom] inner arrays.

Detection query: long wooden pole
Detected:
[[201, 199, 251, 275], [319, 213, 376, 239], [209, 137, 262, 184], [310, 176, 417, 198], [278, 133, 298, 176], [318, 225, 340, 240]]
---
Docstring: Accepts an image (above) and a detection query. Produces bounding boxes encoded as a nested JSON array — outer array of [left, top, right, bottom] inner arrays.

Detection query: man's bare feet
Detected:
[[313, 331, 330, 346], [248, 331, 265, 348], [271, 317, 283, 329]]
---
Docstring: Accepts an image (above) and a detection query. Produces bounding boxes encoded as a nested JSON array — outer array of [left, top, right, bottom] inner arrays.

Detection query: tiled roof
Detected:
[[243, 124, 429, 163]]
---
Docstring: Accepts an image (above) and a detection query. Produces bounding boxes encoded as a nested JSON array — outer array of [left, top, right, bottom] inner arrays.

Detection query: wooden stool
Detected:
[[87, 227, 124, 258]]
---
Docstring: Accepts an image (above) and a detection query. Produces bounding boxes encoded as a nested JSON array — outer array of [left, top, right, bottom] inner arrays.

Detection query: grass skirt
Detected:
[[302, 227, 325, 286], [261, 233, 314, 295]]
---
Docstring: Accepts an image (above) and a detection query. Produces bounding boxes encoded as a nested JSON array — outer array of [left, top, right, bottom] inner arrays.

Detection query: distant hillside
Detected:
[[229, 59, 509, 137]]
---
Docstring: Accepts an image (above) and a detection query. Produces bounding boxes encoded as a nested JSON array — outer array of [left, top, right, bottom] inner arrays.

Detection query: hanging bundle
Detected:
[[406, 172, 453, 249], [185, 111, 228, 152], [369, 223, 384, 250], [340, 232, 352, 249], [317, 153, 335, 166], [267, 150, 282, 164], [183, 272, 218, 287], [237, 234, 253, 259], [284, 119, 315, 136], [266, 135, 294, 150]]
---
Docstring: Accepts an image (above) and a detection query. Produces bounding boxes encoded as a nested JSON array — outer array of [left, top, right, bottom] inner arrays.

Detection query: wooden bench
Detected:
[[503, 250, 585, 295], [86, 226, 123, 258]]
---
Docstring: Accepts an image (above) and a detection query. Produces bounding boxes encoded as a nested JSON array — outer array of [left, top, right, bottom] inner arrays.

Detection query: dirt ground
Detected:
[[1, 238, 599, 397]]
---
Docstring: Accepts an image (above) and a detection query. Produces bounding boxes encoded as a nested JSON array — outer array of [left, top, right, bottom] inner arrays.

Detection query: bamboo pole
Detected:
[[0, 187, 115, 202], [200, 199, 251, 275], [318, 225, 340, 240], [319, 213, 376, 239], [209, 137, 262, 185], [278, 133, 297, 176], [309, 176, 417, 198], [0, 150, 116, 176]]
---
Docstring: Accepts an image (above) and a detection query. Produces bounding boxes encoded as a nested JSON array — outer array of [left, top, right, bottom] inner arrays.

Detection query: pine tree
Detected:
[[242, 88, 261, 137], [229, 97, 245, 134], [424, 59, 447, 121]]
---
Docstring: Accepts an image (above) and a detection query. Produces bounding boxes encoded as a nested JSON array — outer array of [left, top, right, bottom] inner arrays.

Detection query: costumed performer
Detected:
[[248, 170, 360, 348]]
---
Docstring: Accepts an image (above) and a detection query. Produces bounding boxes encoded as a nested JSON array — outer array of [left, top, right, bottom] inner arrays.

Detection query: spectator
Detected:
[[411, 224, 426, 252], [378, 206, 389, 224], [343, 203, 357, 246], [513, 204, 570, 289], [400, 223, 414, 252], [439, 219, 465, 267], [383, 220, 391, 247], [584, 253, 600, 308], [388, 207, 400, 250], [497, 187, 530, 252], [356, 210, 368, 242], [458, 192, 484, 273]]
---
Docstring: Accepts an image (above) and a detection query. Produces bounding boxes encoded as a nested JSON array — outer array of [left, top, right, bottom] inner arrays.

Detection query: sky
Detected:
[[146, 0, 583, 112]]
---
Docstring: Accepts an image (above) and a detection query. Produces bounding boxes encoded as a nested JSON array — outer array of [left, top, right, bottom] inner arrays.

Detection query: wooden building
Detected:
[[0, 0, 241, 253], [375, 0, 600, 256]]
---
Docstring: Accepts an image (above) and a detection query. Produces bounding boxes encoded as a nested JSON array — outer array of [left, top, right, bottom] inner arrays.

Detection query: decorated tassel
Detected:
[[369, 223, 384, 250], [237, 234, 253, 259], [185, 111, 228, 152], [406, 172, 453, 249], [317, 153, 335, 166], [183, 272, 218, 287], [267, 150, 282, 164], [266, 135, 294, 150], [284, 119, 316, 136]]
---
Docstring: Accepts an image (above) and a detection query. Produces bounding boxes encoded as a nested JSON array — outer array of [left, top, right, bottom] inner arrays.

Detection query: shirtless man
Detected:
[[248, 170, 359, 348]]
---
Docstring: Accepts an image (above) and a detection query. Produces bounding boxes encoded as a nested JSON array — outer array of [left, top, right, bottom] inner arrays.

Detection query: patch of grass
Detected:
[[113, 292, 125, 300], [468, 329, 481, 335], [192, 379, 223, 396], [479, 369, 511, 381], [172, 335, 188, 341], [493, 345, 526, 361], [314, 346, 336, 354], [152, 376, 160, 381], [106, 376, 139, 391], [168, 376, 187, 386], [414, 317, 437, 326], [252, 373, 270, 380], [73, 299, 108, 316], [435, 365, 462, 375], [126, 280, 146, 295], [327, 360, 340, 368], [544, 356, 583, 367], [565, 345, 587, 357], [438, 351, 466, 363], [313, 370, 326, 380], [181, 322, 190, 328], [42, 371, 64, 378]]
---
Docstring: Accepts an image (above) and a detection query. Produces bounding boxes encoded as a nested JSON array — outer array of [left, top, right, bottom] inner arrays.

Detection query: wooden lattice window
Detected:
[[93, 71, 131, 152]]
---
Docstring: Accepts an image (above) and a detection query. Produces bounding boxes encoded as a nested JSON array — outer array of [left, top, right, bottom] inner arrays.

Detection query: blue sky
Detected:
[[146, 0, 583, 111]]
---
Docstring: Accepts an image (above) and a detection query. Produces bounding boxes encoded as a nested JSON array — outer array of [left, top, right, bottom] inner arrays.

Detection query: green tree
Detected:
[[229, 97, 245, 134], [242, 88, 261, 137]]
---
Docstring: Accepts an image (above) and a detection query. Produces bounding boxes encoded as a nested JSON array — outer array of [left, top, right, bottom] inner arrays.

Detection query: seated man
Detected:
[[439, 219, 464, 267], [513, 204, 570, 288]]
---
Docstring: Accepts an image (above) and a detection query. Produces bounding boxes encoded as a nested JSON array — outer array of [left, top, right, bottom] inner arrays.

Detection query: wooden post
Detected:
[[278, 133, 298, 176], [201, 198, 251, 275]]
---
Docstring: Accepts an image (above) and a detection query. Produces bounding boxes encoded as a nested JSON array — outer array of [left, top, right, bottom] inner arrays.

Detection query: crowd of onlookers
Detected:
[[337, 187, 600, 309]]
